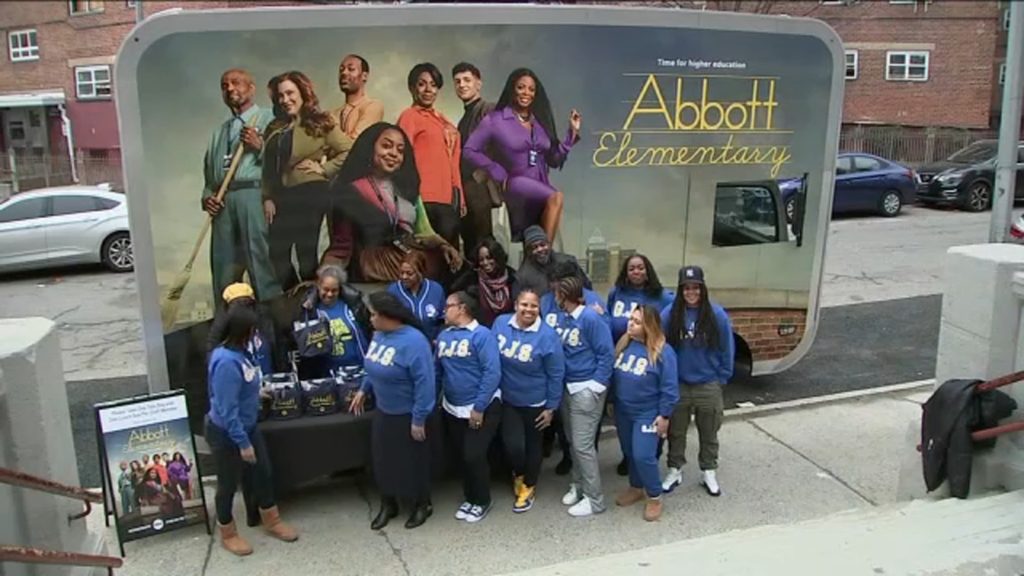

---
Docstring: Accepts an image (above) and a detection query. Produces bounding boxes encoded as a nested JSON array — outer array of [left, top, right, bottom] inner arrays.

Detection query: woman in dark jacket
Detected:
[[450, 237, 518, 328], [297, 264, 372, 379]]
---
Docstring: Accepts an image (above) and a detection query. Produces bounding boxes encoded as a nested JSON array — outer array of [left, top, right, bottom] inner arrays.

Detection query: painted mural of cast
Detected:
[[262, 70, 353, 293]]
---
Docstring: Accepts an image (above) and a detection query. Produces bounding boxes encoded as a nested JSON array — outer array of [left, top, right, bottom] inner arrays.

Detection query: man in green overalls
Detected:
[[202, 68, 280, 305]]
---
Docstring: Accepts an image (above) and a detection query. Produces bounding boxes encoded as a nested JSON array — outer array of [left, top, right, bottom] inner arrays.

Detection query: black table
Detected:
[[258, 411, 373, 494]]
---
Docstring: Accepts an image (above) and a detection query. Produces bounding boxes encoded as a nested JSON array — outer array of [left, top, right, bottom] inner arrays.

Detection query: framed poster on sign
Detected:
[[94, 390, 211, 555]]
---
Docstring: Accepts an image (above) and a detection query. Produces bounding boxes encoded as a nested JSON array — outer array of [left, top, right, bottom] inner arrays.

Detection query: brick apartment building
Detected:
[[0, 0, 1010, 192]]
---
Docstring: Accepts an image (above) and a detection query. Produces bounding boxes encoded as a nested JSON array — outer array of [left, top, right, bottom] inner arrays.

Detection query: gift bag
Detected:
[[293, 309, 333, 359], [335, 366, 373, 411], [301, 377, 340, 416], [263, 372, 302, 420]]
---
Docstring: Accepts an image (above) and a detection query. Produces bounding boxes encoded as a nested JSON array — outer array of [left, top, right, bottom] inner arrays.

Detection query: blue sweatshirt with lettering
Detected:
[[492, 313, 566, 409], [613, 340, 679, 419], [388, 279, 446, 342], [557, 305, 615, 386], [606, 286, 676, 342], [541, 289, 608, 330], [436, 322, 502, 413], [661, 303, 735, 385], [207, 346, 261, 450], [361, 325, 436, 426]]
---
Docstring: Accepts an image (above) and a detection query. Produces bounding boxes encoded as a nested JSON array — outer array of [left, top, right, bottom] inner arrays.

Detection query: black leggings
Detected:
[[501, 404, 545, 487], [444, 401, 501, 506], [269, 180, 329, 292], [205, 417, 275, 525]]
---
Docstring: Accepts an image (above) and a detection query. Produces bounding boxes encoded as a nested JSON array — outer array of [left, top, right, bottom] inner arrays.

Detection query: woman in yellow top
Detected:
[[262, 71, 353, 293]]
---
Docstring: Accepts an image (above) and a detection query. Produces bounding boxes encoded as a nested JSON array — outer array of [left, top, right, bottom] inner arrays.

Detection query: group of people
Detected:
[[116, 453, 194, 517], [202, 55, 581, 306], [204, 234, 735, 556]]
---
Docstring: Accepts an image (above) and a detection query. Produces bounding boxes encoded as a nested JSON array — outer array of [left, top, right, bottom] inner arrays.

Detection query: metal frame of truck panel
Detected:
[[114, 4, 843, 392]]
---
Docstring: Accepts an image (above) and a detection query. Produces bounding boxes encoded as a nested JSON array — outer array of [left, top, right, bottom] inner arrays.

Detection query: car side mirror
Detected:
[[792, 172, 808, 247]]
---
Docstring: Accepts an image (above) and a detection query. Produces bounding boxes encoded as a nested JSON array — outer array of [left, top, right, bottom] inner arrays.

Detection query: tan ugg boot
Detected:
[[643, 497, 663, 522], [615, 487, 646, 507], [259, 505, 299, 542], [218, 521, 253, 556]]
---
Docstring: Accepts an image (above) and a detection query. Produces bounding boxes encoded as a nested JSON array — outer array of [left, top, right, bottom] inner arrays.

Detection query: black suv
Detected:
[[917, 139, 1024, 212]]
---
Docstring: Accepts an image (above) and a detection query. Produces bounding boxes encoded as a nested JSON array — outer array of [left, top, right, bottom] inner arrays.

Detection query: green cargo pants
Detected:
[[666, 382, 723, 471]]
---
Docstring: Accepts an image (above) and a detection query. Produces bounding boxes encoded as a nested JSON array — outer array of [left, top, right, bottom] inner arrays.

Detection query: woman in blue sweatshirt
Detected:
[[493, 288, 565, 513], [349, 291, 437, 530], [660, 265, 735, 498], [554, 276, 615, 518], [437, 291, 502, 523], [206, 305, 298, 556], [606, 253, 675, 476], [299, 264, 371, 379], [612, 305, 678, 522], [387, 251, 446, 343]]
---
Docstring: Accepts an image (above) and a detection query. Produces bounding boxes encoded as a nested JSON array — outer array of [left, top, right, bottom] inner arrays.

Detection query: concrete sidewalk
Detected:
[[90, 386, 970, 576]]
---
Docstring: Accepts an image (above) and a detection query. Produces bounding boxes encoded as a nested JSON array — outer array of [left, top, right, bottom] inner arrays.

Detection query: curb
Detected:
[[722, 378, 935, 419]]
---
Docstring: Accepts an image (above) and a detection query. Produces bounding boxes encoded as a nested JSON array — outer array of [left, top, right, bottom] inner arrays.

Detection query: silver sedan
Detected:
[[0, 185, 133, 274]]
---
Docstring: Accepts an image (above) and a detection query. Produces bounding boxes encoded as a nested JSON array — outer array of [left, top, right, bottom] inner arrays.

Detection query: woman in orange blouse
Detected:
[[397, 63, 465, 251]]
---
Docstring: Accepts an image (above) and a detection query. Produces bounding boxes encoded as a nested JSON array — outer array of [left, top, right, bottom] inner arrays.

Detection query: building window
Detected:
[[68, 0, 104, 15], [8, 29, 39, 62], [818, 1, 846, 5], [1005, 9, 1011, 31], [886, 51, 929, 82], [888, 0, 915, 4], [1000, 62, 1007, 85], [845, 50, 858, 80], [75, 65, 112, 99], [125, 0, 136, 6]]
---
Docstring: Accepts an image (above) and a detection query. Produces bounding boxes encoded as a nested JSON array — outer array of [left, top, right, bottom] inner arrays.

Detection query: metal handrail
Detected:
[[0, 466, 123, 573]]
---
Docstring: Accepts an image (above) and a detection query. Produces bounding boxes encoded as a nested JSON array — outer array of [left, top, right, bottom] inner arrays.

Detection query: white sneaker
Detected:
[[454, 501, 472, 520], [464, 503, 491, 523], [561, 484, 583, 506], [567, 497, 595, 517], [662, 467, 683, 493], [701, 470, 721, 497]]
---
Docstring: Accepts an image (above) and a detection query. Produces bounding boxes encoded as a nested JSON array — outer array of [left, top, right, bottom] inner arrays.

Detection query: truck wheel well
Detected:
[[733, 332, 752, 380]]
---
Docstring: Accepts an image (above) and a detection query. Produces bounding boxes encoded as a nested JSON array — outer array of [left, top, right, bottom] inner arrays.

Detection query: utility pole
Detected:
[[992, 1, 1023, 243]]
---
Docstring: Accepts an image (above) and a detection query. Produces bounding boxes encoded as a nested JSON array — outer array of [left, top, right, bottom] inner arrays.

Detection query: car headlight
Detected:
[[937, 173, 963, 186]]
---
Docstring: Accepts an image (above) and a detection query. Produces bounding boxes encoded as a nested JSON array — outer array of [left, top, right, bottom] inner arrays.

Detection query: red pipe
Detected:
[[0, 545, 123, 569]]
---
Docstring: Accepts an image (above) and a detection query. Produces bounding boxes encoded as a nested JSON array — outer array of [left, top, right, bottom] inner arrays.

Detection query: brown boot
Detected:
[[643, 497, 663, 522], [218, 521, 253, 556], [615, 487, 646, 507], [259, 505, 299, 542]]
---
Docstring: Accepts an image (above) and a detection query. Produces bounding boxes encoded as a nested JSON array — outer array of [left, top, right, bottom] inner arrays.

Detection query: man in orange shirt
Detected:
[[398, 62, 465, 251], [334, 54, 384, 140]]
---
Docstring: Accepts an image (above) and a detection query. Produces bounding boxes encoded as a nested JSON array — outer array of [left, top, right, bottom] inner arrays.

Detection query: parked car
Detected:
[[1012, 213, 1024, 243], [916, 139, 1024, 212], [780, 152, 917, 221], [0, 185, 133, 274]]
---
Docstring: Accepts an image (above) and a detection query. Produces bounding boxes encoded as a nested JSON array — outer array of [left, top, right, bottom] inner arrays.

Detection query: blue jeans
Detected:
[[615, 410, 662, 498]]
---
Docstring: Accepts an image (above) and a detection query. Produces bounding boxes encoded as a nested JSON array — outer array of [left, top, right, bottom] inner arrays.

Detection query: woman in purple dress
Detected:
[[463, 68, 581, 244], [167, 452, 192, 500]]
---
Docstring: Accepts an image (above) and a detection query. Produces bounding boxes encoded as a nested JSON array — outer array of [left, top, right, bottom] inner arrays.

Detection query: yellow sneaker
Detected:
[[513, 475, 525, 497], [513, 485, 535, 513]]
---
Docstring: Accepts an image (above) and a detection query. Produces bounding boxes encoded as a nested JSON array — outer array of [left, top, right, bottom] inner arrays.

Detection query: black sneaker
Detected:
[[616, 458, 628, 476], [464, 502, 491, 523], [555, 456, 573, 476]]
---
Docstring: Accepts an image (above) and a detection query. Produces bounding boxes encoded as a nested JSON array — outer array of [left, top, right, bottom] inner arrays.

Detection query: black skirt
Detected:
[[372, 411, 431, 504]]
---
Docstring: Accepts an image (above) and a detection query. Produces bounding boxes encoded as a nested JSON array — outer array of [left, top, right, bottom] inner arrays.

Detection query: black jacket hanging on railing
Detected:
[[921, 378, 1017, 498]]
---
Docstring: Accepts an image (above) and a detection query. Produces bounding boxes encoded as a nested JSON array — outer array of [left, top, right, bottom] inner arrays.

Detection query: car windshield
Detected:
[[946, 142, 997, 164]]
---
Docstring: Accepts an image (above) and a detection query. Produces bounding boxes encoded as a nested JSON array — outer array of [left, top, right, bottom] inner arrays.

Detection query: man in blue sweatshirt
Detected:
[[555, 277, 615, 517], [660, 265, 734, 497]]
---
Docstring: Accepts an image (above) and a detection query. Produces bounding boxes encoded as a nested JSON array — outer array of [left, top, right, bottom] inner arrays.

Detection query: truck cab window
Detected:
[[712, 184, 781, 247]]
